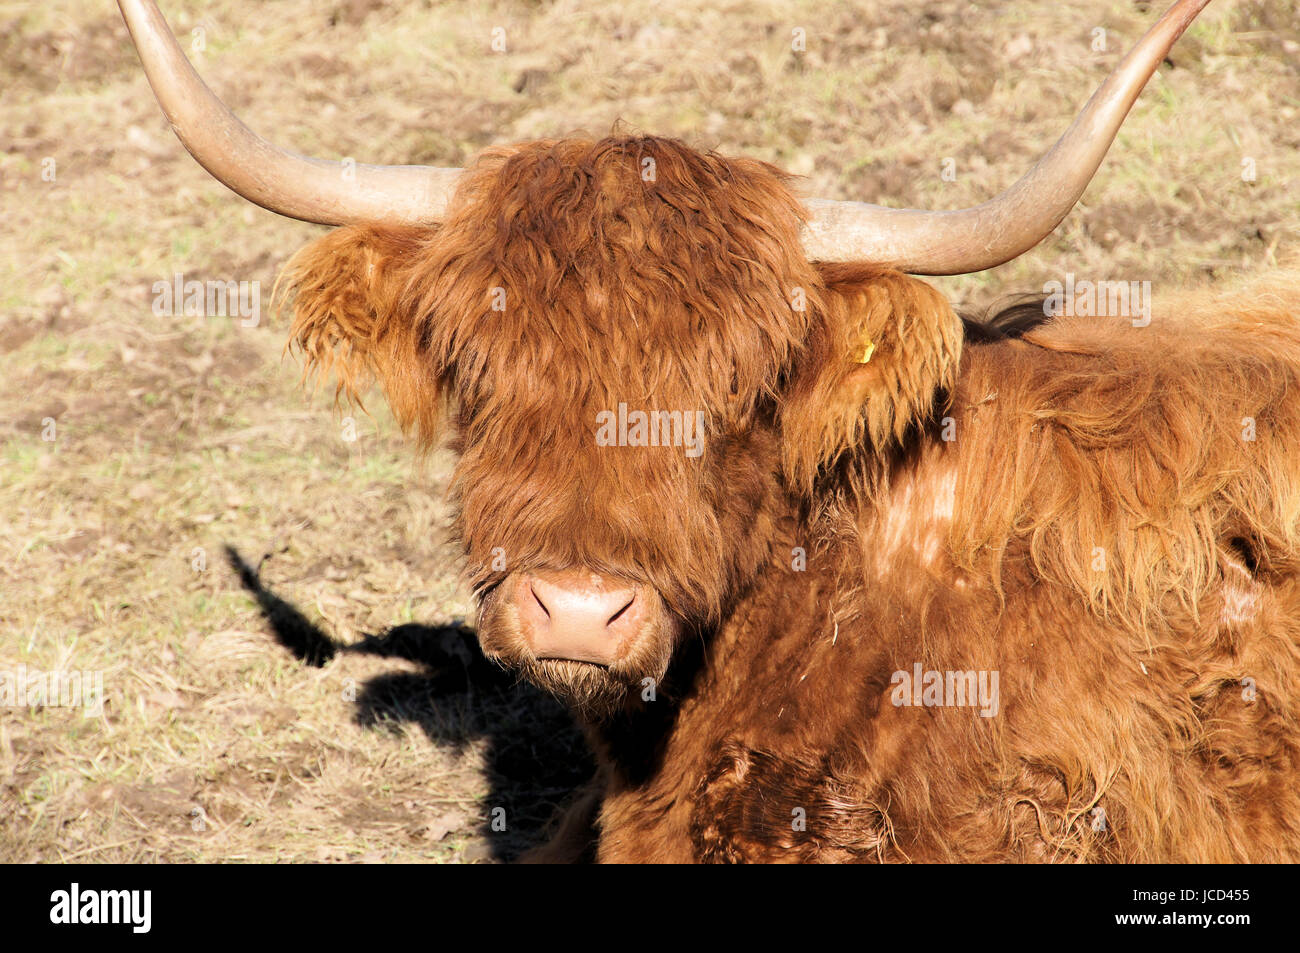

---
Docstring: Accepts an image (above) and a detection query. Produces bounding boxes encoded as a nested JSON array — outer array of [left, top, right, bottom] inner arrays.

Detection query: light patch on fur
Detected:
[[867, 459, 957, 577], [1220, 558, 1261, 627]]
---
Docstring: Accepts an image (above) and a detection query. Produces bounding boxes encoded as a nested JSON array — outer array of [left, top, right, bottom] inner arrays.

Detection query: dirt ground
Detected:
[[1, 0, 1296, 862]]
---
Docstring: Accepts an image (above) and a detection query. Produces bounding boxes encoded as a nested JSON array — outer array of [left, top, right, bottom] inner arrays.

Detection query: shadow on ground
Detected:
[[225, 545, 593, 862]]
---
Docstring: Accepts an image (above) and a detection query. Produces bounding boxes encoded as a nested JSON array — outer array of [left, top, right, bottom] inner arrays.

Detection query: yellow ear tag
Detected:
[[855, 339, 876, 364]]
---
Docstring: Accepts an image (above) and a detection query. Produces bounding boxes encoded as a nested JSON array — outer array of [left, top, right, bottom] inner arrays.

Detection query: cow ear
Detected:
[[780, 265, 963, 494], [276, 223, 446, 450]]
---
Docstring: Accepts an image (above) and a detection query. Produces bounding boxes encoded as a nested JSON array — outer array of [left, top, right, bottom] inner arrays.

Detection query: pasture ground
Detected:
[[1, 0, 1296, 862]]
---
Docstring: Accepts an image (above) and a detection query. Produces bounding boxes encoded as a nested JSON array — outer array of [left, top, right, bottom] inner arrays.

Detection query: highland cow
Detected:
[[120, 0, 1300, 862]]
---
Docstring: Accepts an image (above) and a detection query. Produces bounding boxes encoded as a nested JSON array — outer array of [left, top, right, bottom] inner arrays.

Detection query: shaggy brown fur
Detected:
[[279, 135, 1300, 862]]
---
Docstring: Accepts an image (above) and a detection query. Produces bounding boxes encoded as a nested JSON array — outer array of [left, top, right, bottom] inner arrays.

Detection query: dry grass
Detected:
[[0, 0, 1296, 863]]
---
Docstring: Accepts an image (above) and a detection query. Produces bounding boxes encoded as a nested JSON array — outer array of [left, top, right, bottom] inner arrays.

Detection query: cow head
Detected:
[[118, 0, 1211, 717], [278, 138, 965, 715]]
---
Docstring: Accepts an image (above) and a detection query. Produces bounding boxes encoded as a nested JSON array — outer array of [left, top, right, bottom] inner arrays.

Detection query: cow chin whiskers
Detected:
[[519, 658, 650, 721]]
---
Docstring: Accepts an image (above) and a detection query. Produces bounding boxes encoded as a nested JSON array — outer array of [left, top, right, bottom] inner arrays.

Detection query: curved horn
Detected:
[[803, 0, 1213, 274], [117, 0, 461, 225]]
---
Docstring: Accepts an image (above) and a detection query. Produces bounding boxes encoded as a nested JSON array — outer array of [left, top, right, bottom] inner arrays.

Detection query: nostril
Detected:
[[530, 583, 551, 618], [607, 594, 635, 627]]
